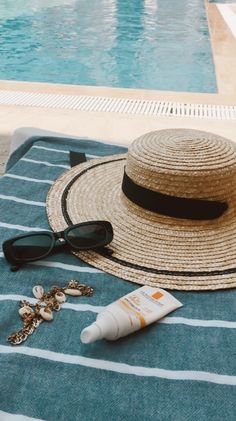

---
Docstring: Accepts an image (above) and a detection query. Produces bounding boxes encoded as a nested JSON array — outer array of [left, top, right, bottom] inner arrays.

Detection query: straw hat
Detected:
[[46, 129, 236, 290]]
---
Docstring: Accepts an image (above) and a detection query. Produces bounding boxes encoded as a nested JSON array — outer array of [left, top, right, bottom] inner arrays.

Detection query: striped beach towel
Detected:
[[0, 136, 236, 421]]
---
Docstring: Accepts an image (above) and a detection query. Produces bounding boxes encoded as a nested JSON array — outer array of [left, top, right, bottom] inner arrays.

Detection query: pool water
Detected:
[[0, 0, 217, 92]]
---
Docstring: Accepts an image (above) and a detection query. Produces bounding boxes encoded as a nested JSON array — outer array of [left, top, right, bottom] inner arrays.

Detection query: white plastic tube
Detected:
[[80, 286, 182, 344]]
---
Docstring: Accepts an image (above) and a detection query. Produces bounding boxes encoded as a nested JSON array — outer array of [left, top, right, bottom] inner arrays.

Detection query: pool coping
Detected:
[[0, 85, 235, 121], [206, 0, 236, 95], [0, 79, 235, 142], [0, 79, 235, 105]]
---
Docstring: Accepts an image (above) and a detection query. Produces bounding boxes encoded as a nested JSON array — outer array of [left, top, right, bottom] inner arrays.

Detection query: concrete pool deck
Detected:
[[0, 1, 236, 174], [207, 1, 236, 95]]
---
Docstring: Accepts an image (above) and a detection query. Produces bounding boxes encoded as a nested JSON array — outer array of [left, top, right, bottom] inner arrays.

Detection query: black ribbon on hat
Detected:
[[122, 170, 228, 220]]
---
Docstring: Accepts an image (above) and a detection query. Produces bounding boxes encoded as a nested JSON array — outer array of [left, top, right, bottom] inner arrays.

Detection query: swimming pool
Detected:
[[0, 0, 217, 93]]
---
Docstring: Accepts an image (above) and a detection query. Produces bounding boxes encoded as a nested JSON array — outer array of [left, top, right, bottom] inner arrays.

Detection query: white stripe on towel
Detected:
[[0, 252, 101, 273], [62, 302, 104, 312], [4, 174, 53, 185], [33, 145, 69, 154], [63, 308, 236, 328], [0, 295, 103, 312], [21, 158, 70, 169], [30, 260, 102, 273], [0, 294, 38, 304], [0, 345, 235, 385], [0, 294, 235, 328], [0, 222, 47, 232], [162, 316, 236, 329], [0, 410, 45, 421], [33, 145, 98, 158], [0, 194, 45, 207]]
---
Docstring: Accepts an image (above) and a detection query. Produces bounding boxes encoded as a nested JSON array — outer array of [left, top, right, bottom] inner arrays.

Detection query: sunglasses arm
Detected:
[[96, 246, 113, 256]]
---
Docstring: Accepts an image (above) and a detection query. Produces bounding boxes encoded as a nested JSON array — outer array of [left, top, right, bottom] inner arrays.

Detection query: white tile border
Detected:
[[0, 90, 235, 120]]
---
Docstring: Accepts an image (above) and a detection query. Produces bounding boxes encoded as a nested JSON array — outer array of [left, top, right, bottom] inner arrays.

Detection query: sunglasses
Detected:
[[2, 221, 113, 271]]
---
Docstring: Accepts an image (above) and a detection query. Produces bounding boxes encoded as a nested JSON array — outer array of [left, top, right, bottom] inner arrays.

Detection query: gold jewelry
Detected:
[[8, 280, 93, 345]]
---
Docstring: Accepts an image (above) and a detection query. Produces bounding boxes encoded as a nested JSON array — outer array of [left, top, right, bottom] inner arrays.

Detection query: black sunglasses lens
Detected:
[[11, 234, 52, 260], [67, 224, 108, 248]]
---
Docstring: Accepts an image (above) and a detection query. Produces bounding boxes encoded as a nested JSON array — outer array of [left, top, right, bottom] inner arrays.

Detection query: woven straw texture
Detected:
[[46, 129, 236, 290]]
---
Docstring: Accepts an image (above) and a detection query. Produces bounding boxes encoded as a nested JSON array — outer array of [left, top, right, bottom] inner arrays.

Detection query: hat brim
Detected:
[[46, 154, 236, 290]]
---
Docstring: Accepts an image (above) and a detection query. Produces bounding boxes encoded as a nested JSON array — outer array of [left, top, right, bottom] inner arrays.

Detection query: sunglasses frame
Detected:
[[3, 221, 113, 270]]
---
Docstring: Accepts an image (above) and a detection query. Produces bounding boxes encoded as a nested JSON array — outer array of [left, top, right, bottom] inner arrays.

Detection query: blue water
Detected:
[[0, 0, 217, 92]]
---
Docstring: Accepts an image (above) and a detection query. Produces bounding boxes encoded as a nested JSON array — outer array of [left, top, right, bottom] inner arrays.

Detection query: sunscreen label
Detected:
[[118, 298, 147, 328], [118, 286, 182, 328]]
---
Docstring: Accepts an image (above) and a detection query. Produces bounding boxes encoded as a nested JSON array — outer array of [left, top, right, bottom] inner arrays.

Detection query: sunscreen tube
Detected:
[[80, 286, 182, 344]]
